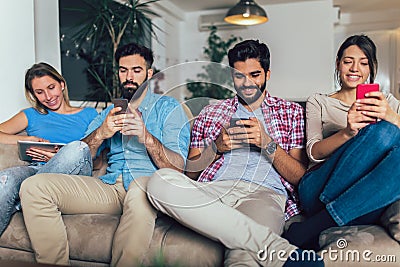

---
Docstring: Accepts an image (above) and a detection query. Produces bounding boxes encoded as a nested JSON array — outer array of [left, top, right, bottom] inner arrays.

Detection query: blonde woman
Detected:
[[0, 62, 98, 235]]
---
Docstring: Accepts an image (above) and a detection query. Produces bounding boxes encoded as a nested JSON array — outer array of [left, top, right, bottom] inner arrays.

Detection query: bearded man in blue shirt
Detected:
[[19, 43, 190, 267]]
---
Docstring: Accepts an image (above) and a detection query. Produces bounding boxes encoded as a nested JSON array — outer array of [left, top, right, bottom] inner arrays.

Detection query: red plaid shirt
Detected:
[[191, 92, 305, 220]]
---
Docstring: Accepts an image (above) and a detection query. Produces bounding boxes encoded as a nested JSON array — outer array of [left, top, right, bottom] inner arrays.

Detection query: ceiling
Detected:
[[168, 0, 400, 14]]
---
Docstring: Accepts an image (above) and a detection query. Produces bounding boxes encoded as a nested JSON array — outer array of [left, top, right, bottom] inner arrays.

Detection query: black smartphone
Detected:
[[229, 118, 249, 128], [112, 99, 128, 115]]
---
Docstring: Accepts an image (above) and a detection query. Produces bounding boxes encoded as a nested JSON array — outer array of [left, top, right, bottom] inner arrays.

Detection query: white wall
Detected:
[[0, 1, 35, 122], [34, 0, 61, 71], [334, 7, 400, 97], [155, 0, 400, 101], [396, 30, 400, 99], [161, 0, 336, 101], [152, 1, 184, 70], [1, 0, 399, 123], [0, 0, 60, 123]]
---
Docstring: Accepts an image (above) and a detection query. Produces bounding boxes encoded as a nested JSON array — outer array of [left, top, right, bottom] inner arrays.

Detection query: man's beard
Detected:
[[120, 73, 148, 100], [236, 78, 266, 105]]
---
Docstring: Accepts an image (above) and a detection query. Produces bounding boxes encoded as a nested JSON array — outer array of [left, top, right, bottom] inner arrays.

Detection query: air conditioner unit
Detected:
[[198, 13, 247, 32]]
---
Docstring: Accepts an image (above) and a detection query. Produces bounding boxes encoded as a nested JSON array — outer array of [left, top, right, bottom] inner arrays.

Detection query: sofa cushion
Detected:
[[0, 213, 120, 264], [0, 212, 31, 252], [65, 214, 120, 263], [145, 215, 224, 266], [0, 212, 224, 266], [0, 144, 28, 170], [380, 200, 400, 242], [319, 225, 400, 266]]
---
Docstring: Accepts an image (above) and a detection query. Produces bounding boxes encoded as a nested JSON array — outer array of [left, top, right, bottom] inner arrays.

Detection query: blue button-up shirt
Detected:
[[83, 90, 190, 190]]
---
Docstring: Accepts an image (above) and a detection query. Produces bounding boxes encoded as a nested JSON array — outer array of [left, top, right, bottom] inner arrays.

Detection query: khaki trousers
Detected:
[[147, 168, 297, 267], [19, 174, 156, 267]]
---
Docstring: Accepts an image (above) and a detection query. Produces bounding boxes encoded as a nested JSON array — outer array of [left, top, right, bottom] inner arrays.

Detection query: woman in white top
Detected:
[[284, 34, 400, 249]]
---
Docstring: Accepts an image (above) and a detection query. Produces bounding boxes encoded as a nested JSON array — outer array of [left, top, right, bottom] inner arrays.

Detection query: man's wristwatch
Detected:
[[264, 140, 277, 156]]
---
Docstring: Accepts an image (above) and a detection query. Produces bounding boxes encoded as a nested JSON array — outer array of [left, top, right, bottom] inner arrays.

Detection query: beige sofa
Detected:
[[0, 142, 399, 266]]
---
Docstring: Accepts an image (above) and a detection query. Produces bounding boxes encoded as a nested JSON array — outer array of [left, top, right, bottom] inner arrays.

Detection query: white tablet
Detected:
[[17, 140, 65, 161]]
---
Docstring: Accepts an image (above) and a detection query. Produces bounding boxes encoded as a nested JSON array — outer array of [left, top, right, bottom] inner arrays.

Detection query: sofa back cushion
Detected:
[[381, 200, 400, 242]]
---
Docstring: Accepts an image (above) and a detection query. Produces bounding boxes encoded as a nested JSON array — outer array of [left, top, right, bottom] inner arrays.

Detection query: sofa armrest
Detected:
[[0, 143, 29, 170]]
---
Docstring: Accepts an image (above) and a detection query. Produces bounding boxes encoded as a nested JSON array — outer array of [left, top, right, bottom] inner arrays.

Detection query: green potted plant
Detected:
[[63, 0, 160, 101], [186, 26, 241, 100]]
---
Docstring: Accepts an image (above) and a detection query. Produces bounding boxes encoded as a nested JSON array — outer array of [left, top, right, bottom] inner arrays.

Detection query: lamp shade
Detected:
[[224, 0, 268, 26]]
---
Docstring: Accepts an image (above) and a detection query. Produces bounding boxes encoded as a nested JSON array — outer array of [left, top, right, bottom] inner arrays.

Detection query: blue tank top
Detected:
[[23, 107, 98, 143]]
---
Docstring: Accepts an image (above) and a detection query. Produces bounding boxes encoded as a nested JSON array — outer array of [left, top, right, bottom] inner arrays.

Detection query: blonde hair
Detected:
[[24, 62, 71, 114]]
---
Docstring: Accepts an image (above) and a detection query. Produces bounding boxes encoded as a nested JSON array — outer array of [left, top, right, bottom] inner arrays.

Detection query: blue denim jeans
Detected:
[[299, 120, 400, 226], [0, 141, 92, 235]]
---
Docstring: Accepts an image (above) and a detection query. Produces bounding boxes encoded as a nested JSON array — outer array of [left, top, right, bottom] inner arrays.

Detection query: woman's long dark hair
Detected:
[[335, 34, 378, 87]]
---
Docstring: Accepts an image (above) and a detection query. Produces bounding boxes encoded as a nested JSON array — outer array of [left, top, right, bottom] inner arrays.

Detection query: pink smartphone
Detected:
[[356, 84, 379, 99], [356, 83, 380, 124]]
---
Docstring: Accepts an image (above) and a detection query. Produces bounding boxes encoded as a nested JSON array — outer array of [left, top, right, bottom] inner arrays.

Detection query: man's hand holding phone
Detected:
[[96, 106, 127, 140], [228, 117, 271, 150], [120, 108, 148, 143], [214, 126, 240, 154], [229, 118, 249, 128]]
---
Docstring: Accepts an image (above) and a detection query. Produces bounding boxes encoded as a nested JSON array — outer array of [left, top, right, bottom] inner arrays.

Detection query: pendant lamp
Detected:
[[224, 0, 268, 26]]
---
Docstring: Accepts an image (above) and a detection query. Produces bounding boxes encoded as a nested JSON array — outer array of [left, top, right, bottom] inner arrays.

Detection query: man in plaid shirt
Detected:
[[148, 40, 323, 267]]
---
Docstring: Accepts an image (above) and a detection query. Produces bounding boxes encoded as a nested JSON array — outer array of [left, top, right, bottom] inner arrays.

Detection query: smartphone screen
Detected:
[[356, 84, 379, 100], [112, 99, 128, 115]]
